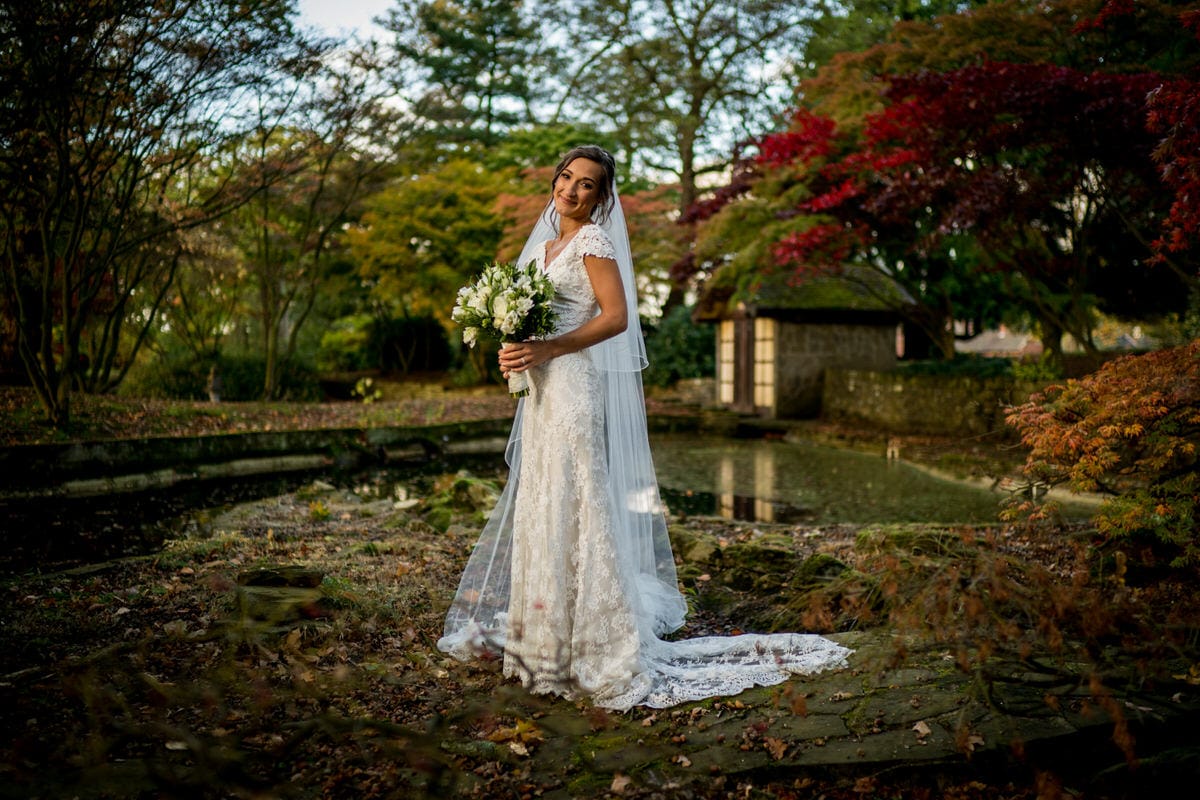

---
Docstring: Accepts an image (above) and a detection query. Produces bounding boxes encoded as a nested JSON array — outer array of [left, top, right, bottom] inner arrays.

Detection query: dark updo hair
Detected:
[[547, 145, 617, 225]]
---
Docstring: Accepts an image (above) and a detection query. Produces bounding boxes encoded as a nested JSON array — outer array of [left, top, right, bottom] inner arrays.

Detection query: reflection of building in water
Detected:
[[716, 446, 777, 522]]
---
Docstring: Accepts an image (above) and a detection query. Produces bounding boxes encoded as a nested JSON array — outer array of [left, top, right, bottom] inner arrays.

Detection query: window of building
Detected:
[[753, 317, 776, 412], [718, 319, 735, 405]]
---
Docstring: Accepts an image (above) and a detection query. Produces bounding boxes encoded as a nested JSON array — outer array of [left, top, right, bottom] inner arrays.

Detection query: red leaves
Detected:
[[756, 110, 838, 167], [771, 223, 855, 273], [1072, 0, 1136, 34], [801, 178, 860, 212], [1146, 77, 1200, 258]]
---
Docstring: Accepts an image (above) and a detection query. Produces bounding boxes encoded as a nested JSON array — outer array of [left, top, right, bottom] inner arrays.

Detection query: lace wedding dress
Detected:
[[438, 220, 850, 711]]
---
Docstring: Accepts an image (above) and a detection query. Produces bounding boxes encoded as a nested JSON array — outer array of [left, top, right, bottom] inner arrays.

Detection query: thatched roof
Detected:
[[693, 265, 909, 324]]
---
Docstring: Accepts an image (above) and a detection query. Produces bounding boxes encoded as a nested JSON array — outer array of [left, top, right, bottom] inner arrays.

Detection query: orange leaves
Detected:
[[1007, 341, 1200, 564], [484, 718, 544, 757]]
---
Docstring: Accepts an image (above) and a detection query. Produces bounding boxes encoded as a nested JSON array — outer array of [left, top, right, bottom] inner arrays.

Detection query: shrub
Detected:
[[317, 314, 375, 373], [643, 305, 714, 388], [372, 316, 452, 374], [121, 351, 321, 401], [898, 354, 1014, 378], [1006, 340, 1200, 566], [317, 314, 453, 376], [1011, 352, 1064, 382]]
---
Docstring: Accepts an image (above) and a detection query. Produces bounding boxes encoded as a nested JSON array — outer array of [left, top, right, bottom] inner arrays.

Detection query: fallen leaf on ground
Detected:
[[763, 736, 788, 760], [486, 718, 544, 745]]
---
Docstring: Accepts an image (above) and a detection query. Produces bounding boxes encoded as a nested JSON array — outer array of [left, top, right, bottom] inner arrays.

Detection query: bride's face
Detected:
[[553, 158, 605, 222]]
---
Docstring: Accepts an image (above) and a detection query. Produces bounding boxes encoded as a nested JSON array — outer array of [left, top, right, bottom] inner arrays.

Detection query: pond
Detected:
[[2, 431, 1091, 575], [649, 433, 1091, 525]]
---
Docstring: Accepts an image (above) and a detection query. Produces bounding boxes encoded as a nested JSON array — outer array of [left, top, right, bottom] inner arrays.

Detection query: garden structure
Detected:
[[694, 268, 905, 418]]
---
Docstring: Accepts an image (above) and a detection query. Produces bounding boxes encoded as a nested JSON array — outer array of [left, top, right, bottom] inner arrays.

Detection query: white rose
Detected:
[[463, 326, 478, 347]]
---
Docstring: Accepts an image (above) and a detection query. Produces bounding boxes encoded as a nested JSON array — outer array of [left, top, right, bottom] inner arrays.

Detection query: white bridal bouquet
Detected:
[[452, 260, 557, 397]]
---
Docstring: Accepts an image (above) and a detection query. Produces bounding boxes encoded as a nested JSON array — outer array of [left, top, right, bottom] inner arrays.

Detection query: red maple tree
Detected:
[[757, 61, 1184, 359]]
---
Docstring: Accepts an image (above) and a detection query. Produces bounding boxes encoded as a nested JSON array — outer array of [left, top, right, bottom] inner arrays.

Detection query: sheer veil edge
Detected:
[[437, 188, 687, 661]]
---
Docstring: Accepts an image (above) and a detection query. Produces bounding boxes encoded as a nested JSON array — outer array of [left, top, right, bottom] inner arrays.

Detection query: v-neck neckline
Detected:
[[543, 224, 593, 271]]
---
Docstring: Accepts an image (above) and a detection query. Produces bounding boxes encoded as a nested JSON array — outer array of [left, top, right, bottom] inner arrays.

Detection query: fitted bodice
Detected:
[[535, 224, 616, 335]]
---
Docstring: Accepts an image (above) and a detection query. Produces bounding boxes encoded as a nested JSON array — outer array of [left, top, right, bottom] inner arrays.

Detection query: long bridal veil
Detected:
[[437, 186, 850, 709], [438, 188, 688, 659]]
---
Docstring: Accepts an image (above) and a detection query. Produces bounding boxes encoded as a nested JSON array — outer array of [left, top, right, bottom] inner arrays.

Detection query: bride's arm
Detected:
[[501, 255, 626, 374]]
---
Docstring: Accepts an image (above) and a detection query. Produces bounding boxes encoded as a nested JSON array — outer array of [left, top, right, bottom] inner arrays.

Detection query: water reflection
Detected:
[[650, 433, 1090, 526]]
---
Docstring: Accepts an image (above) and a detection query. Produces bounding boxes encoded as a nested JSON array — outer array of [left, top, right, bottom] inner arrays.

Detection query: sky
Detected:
[[296, 0, 394, 39]]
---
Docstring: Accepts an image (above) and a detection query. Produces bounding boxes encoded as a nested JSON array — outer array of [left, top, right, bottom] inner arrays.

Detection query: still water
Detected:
[[2, 432, 1086, 574], [649, 433, 1083, 526]]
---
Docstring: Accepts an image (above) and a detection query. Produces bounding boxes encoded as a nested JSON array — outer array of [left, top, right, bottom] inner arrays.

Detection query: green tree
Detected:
[[154, 224, 248, 364], [0, 0, 315, 426], [351, 159, 510, 337], [545, 0, 815, 311], [802, 0, 1200, 124], [795, 0, 982, 77], [385, 0, 552, 149], [565, 0, 810, 215]]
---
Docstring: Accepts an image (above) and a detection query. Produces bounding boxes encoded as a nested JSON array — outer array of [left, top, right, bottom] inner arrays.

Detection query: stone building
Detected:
[[694, 269, 904, 418]]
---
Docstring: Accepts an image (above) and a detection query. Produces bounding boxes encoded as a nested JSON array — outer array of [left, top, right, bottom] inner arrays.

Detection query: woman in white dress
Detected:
[[437, 146, 849, 710]]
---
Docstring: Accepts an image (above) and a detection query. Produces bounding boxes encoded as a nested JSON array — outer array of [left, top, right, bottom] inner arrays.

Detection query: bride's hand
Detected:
[[498, 341, 547, 374]]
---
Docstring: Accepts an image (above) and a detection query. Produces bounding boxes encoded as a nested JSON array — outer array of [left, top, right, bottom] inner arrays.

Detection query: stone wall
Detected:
[[821, 369, 1049, 436], [776, 324, 896, 417]]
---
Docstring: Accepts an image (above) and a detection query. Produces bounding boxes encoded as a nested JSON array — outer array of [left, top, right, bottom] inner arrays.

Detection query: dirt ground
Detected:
[[3, 460, 1198, 799], [3, 383, 1198, 798]]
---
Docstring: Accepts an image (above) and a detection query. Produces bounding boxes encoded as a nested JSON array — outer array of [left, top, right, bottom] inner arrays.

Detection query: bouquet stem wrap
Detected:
[[502, 342, 529, 397]]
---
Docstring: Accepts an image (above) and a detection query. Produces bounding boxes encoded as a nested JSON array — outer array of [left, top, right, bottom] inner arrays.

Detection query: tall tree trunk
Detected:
[[663, 118, 700, 315]]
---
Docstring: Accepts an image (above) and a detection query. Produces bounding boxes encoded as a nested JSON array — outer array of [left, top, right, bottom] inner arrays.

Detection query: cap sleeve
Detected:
[[576, 224, 616, 261]]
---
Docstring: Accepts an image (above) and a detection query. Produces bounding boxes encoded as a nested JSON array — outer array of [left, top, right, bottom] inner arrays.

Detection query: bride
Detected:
[[437, 145, 850, 710]]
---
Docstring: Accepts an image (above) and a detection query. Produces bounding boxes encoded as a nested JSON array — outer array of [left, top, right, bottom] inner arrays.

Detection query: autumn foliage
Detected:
[[759, 63, 1176, 351], [1146, 16, 1200, 263], [1006, 340, 1200, 565]]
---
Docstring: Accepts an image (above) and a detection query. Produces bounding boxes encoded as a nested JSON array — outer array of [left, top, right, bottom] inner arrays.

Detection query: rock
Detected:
[[464, 480, 499, 512], [424, 506, 453, 533], [295, 480, 337, 501], [237, 565, 324, 588], [794, 553, 849, 587], [236, 585, 335, 625], [685, 538, 721, 566], [721, 534, 799, 591]]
